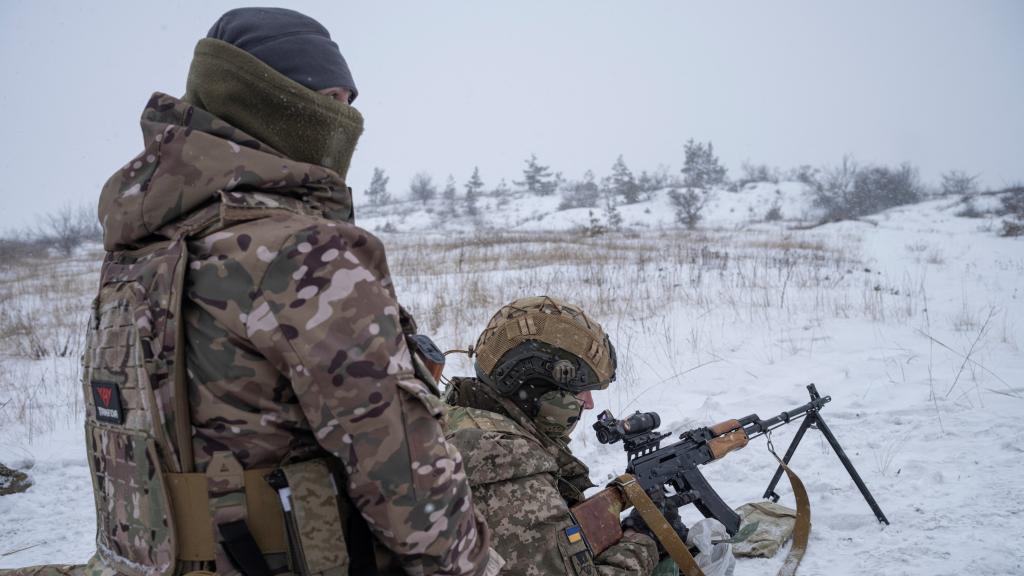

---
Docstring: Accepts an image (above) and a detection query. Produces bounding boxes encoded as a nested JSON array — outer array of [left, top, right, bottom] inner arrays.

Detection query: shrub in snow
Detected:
[[559, 170, 601, 210], [940, 170, 979, 197], [999, 186, 1024, 218], [737, 161, 781, 189], [409, 172, 437, 204], [811, 157, 922, 221], [668, 187, 708, 229], [583, 209, 607, 236], [1000, 220, 1024, 237], [636, 169, 668, 200], [999, 186, 1024, 237], [0, 237, 48, 266], [787, 164, 819, 186], [604, 196, 623, 230]]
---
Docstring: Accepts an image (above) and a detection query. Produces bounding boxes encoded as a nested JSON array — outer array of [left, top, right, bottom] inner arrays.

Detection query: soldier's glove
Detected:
[[620, 490, 688, 556]]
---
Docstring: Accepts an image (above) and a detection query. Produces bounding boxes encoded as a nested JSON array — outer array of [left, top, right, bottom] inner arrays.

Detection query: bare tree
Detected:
[[737, 161, 780, 189], [409, 172, 437, 204], [940, 170, 979, 197], [36, 204, 100, 257]]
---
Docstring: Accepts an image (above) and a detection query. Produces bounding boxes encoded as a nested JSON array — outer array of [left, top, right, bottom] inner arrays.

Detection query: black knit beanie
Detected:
[[207, 7, 358, 102]]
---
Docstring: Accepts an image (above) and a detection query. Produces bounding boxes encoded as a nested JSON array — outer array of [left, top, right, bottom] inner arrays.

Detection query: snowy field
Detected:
[[1, 188, 1022, 575]]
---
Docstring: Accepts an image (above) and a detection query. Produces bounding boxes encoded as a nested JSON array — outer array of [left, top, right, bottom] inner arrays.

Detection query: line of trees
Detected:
[[363, 142, 997, 229]]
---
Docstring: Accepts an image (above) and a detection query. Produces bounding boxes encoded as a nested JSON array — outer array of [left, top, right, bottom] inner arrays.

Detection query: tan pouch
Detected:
[[272, 459, 350, 576], [732, 501, 798, 558]]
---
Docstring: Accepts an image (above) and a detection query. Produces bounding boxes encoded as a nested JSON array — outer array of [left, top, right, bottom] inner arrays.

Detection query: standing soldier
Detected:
[[444, 296, 661, 576], [6, 7, 498, 576]]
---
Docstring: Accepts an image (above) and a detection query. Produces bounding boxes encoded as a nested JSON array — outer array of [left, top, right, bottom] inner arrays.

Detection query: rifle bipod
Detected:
[[761, 383, 890, 526]]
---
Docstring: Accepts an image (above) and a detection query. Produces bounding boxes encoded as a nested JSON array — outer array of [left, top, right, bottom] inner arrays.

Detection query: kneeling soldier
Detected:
[[444, 296, 660, 576]]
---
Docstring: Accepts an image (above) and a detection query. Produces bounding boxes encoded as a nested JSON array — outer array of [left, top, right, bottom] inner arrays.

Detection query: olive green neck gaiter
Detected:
[[183, 38, 363, 180]]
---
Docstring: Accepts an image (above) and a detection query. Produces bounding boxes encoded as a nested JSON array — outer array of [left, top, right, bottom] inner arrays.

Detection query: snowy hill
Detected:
[[1, 190, 1022, 575], [356, 181, 823, 234]]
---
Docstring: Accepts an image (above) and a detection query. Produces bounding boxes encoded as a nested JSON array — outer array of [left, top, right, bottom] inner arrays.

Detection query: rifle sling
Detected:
[[771, 456, 810, 576], [613, 474, 705, 576]]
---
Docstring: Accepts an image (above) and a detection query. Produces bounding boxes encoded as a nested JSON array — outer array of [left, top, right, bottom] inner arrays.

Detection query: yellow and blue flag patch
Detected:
[[565, 525, 583, 544]]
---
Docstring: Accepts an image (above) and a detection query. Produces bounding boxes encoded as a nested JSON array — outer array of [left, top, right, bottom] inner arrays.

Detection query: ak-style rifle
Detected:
[[571, 384, 888, 557]]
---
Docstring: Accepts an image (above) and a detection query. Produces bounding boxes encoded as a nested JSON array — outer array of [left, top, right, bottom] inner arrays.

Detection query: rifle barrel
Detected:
[[742, 395, 831, 439]]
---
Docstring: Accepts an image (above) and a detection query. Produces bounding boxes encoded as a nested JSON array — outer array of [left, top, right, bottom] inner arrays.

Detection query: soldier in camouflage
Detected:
[[444, 296, 660, 576], [7, 7, 496, 576]]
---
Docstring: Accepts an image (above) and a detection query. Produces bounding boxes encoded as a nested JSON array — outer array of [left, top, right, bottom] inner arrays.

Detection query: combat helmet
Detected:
[[474, 296, 616, 396]]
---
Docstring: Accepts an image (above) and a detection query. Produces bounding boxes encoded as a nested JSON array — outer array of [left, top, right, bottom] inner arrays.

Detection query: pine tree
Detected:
[[515, 154, 557, 196], [609, 155, 641, 204], [681, 139, 727, 191], [442, 174, 459, 216], [464, 166, 484, 216], [668, 187, 707, 229], [604, 195, 623, 230], [365, 167, 391, 205]]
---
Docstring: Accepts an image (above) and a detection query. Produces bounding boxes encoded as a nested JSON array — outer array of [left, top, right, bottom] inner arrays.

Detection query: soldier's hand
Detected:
[[620, 491, 688, 557]]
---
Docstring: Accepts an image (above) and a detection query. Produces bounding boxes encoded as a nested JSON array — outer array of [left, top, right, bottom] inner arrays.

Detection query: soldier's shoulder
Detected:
[[222, 208, 382, 253], [444, 406, 558, 486], [445, 406, 525, 436]]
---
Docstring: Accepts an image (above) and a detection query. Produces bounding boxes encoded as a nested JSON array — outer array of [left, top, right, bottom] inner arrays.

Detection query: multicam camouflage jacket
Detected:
[[70, 92, 489, 576], [444, 378, 659, 576]]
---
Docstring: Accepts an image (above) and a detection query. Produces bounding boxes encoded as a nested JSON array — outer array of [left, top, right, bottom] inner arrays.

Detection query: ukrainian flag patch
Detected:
[[565, 525, 583, 544]]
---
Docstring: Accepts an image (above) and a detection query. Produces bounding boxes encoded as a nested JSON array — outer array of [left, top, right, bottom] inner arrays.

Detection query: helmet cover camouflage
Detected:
[[474, 296, 616, 394]]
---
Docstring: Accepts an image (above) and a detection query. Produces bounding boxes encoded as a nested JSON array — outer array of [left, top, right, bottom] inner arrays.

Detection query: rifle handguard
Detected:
[[708, 419, 742, 436], [708, 429, 749, 460]]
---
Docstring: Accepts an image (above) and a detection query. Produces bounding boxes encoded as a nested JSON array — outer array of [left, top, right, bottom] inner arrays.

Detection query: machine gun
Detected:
[[571, 384, 888, 557]]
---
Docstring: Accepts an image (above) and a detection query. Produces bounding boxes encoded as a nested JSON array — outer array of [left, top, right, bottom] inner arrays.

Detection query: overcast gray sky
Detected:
[[1, 0, 1021, 233]]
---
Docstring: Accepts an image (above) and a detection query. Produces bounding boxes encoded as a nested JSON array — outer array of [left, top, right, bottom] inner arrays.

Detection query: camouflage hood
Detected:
[[98, 92, 354, 251]]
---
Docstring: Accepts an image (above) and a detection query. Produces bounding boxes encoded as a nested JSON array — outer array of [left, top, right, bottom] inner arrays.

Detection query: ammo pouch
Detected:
[[265, 459, 351, 576]]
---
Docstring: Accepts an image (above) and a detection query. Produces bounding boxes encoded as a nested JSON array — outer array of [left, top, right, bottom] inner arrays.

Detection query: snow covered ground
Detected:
[[1, 187, 1022, 575]]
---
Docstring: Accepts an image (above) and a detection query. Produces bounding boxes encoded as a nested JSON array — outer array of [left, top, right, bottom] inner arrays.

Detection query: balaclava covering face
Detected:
[[512, 380, 585, 440]]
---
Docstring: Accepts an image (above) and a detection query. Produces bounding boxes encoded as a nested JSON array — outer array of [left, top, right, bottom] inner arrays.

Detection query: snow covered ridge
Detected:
[[358, 182, 823, 234], [2, 197, 1023, 574], [357, 181, 1024, 238]]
